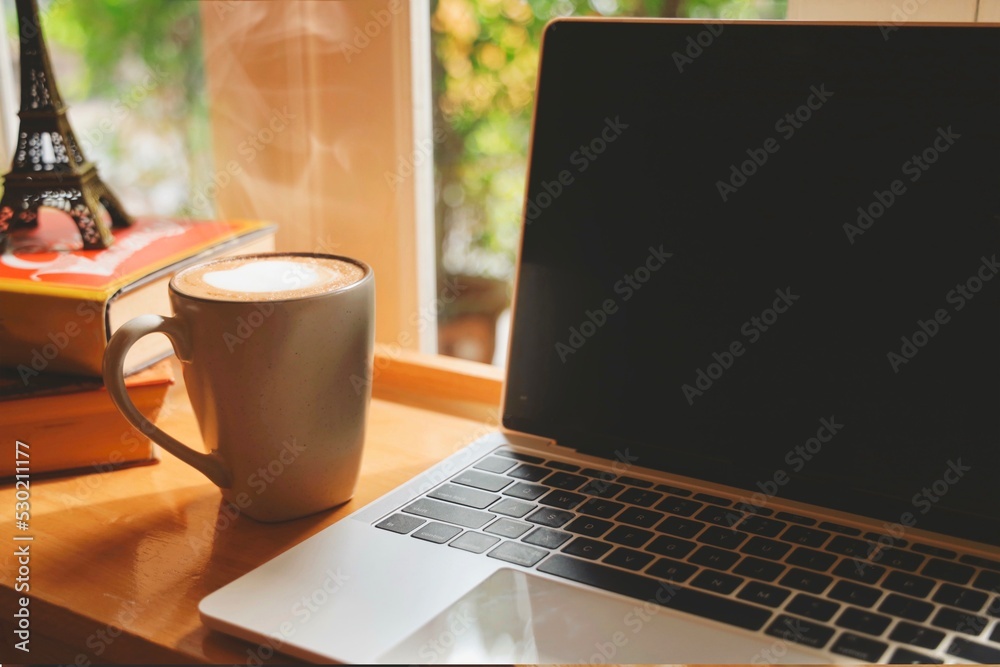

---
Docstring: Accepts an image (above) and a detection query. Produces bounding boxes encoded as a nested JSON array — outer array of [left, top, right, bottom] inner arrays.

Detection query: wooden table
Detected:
[[0, 350, 503, 663]]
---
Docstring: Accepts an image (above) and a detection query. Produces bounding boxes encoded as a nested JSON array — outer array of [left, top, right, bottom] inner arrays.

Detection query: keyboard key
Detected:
[[449, 531, 500, 554], [538, 554, 772, 631], [618, 507, 663, 528], [578, 497, 625, 518], [474, 456, 517, 474], [889, 621, 946, 649], [428, 483, 500, 509], [697, 526, 749, 550], [911, 542, 957, 559], [452, 469, 512, 492], [526, 507, 574, 528], [781, 525, 830, 548], [733, 556, 785, 582], [412, 521, 464, 543], [990, 597, 999, 617], [836, 607, 892, 636], [489, 498, 535, 518], [786, 593, 840, 621], [827, 535, 873, 559], [764, 614, 835, 649], [655, 496, 703, 517], [617, 475, 653, 488], [403, 498, 492, 528], [734, 502, 773, 516], [691, 492, 731, 506], [647, 535, 697, 559], [991, 624, 1000, 643], [786, 547, 836, 572], [578, 479, 625, 498], [780, 568, 833, 594], [819, 521, 861, 536], [737, 515, 787, 537], [488, 541, 547, 567], [689, 546, 740, 571], [565, 515, 614, 537], [647, 557, 697, 583], [695, 505, 743, 528], [960, 554, 1000, 572], [691, 569, 744, 595], [867, 532, 908, 548], [737, 581, 791, 608], [655, 515, 706, 539], [946, 637, 1000, 664], [741, 536, 792, 561], [829, 580, 882, 608], [618, 487, 663, 507], [617, 506, 664, 528], [604, 547, 655, 571], [933, 583, 989, 611], [888, 647, 942, 663], [562, 537, 613, 560], [538, 489, 586, 510], [972, 570, 1000, 591], [831, 632, 888, 661], [376, 513, 425, 534], [492, 449, 544, 463], [485, 517, 532, 538], [508, 464, 550, 482], [878, 547, 924, 572], [543, 471, 588, 490], [523, 527, 572, 549], [879, 593, 934, 622], [833, 558, 885, 584], [775, 511, 816, 526], [931, 607, 990, 635], [579, 467, 615, 480], [606, 525, 654, 548], [503, 482, 548, 501], [884, 571, 935, 598], [654, 483, 692, 496], [923, 558, 975, 585], [545, 460, 580, 472]]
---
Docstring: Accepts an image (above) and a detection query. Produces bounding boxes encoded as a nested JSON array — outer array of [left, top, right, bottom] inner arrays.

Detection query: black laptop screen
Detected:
[[504, 20, 1000, 546]]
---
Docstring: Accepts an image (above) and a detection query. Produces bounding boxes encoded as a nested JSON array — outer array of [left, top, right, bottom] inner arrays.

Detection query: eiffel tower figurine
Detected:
[[0, 0, 132, 251]]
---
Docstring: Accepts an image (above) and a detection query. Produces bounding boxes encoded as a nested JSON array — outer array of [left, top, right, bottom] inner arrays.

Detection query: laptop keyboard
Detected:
[[374, 447, 1000, 663]]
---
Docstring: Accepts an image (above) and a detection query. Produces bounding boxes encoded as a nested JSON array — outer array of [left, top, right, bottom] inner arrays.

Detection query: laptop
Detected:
[[200, 18, 1000, 663]]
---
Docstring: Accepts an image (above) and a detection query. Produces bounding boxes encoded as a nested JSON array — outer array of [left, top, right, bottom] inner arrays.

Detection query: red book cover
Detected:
[[0, 213, 276, 380]]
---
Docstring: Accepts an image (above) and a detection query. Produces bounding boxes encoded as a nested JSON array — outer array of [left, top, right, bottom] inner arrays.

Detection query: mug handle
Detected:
[[102, 314, 232, 488]]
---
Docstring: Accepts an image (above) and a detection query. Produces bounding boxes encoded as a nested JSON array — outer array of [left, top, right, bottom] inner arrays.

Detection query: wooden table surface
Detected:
[[0, 352, 501, 663]]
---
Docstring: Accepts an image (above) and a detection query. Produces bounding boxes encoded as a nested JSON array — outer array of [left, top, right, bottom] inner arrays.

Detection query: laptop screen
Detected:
[[504, 20, 1000, 546]]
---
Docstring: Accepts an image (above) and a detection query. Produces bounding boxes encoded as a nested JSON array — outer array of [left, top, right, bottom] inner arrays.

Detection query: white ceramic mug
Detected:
[[102, 252, 375, 522]]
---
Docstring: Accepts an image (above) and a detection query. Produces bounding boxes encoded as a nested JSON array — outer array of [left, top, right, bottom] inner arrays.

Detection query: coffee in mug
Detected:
[[103, 252, 375, 522]]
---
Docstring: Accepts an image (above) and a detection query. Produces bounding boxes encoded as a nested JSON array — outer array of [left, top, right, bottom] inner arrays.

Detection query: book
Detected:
[[0, 214, 276, 381], [0, 358, 174, 479]]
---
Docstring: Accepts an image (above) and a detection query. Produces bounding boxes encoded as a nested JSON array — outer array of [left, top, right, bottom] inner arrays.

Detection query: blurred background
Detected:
[[1, 0, 785, 364]]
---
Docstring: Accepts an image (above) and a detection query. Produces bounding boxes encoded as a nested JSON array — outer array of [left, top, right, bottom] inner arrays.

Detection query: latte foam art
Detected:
[[173, 255, 365, 302], [203, 260, 324, 293]]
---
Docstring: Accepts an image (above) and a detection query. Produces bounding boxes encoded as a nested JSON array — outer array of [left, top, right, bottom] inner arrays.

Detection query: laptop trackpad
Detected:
[[377, 568, 824, 663]]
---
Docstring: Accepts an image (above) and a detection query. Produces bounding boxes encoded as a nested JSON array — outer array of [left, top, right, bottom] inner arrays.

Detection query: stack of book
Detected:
[[0, 214, 276, 478]]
